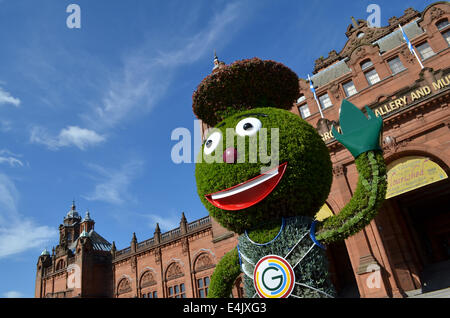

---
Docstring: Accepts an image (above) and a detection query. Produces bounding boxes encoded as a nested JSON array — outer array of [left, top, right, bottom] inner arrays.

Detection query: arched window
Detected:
[[140, 270, 157, 289], [436, 18, 449, 30], [117, 278, 132, 295], [56, 259, 65, 270], [166, 262, 186, 298], [360, 59, 373, 71], [194, 253, 215, 298]]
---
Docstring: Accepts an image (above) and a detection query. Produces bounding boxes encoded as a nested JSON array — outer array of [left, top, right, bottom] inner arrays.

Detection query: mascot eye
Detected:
[[204, 131, 222, 155], [235, 117, 262, 136]]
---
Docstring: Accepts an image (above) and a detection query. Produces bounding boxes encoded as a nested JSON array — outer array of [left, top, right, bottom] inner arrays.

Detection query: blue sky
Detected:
[[0, 0, 433, 298]]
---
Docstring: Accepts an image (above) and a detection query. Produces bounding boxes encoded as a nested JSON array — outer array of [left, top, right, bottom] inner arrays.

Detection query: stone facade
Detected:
[[291, 1, 450, 298], [36, 2, 450, 298]]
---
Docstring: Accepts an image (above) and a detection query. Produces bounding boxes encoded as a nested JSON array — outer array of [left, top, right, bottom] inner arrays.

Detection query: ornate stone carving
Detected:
[[140, 271, 156, 288], [154, 248, 161, 265], [332, 164, 345, 177], [382, 136, 411, 154], [166, 262, 184, 281], [131, 257, 137, 273], [181, 238, 189, 256], [429, 7, 444, 21], [117, 278, 132, 294], [400, 47, 416, 65], [330, 83, 341, 100], [194, 254, 214, 273]]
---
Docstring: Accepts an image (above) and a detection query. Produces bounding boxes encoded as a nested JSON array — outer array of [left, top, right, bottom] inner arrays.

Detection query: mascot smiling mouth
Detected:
[[205, 162, 288, 211]]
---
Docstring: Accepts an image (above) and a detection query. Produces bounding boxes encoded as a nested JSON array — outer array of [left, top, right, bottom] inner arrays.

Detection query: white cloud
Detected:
[[3, 291, 25, 298], [30, 125, 105, 151], [139, 212, 180, 233], [0, 86, 20, 107], [0, 149, 23, 167], [83, 1, 243, 131], [0, 173, 54, 259], [83, 160, 144, 205]]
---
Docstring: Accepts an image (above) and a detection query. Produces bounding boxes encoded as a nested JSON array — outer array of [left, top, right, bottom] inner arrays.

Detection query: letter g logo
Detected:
[[254, 255, 295, 298]]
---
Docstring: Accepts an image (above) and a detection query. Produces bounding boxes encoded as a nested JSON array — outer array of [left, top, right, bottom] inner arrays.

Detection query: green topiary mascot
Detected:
[[192, 57, 387, 298]]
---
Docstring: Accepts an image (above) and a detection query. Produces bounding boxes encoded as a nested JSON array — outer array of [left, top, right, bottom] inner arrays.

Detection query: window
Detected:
[[318, 93, 333, 109], [297, 95, 306, 104], [147, 291, 157, 298], [442, 29, 450, 46], [416, 42, 435, 60], [298, 104, 311, 119], [168, 283, 185, 298], [360, 60, 373, 71], [387, 56, 406, 75], [197, 277, 210, 298], [436, 18, 449, 30], [342, 80, 357, 97], [364, 68, 381, 86], [357, 32, 365, 39]]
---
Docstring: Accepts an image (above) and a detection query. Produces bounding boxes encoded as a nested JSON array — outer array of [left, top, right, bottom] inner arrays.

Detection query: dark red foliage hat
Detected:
[[192, 57, 299, 127]]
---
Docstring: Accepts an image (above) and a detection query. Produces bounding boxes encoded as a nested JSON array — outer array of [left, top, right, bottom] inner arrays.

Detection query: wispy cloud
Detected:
[[83, 1, 244, 131], [2, 291, 25, 298], [0, 173, 54, 259], [30, 125, 106, 151], [83, 159, 144, 205], [136, 211, 181, 233], [0, 149, 24, 167], [0, 86, 20, 107]]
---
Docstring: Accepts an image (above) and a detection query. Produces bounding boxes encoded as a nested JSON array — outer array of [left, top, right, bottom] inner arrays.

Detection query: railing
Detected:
[[187, 216, 211, 231], [115, 247, 131, 257], [137, 237, 154, 250], [161, 227, 181, 242], [113, 215, 212, 260]]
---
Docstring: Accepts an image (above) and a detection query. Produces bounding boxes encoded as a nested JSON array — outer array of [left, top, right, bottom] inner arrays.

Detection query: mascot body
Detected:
[[192, 58, 387, 298]]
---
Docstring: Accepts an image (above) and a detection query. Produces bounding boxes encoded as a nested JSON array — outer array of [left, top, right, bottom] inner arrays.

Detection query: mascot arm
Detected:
[[316, 150, 386, 244], [207, 247, 241, 298], [316, 100, 387, 244]]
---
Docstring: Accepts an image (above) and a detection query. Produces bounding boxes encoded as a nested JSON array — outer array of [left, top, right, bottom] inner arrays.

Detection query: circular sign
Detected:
[[253, 255, 295, 298]]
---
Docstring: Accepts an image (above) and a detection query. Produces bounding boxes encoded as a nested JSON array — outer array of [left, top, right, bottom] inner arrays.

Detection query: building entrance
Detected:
[[396, 178, 450, 292]]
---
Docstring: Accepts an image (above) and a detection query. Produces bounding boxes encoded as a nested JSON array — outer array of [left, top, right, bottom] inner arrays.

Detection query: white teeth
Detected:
[[210, 170, 279, 200]]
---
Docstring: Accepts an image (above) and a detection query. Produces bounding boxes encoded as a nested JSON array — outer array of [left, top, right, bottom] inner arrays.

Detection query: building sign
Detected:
[[320, 74, 450, 142], [386, 156, 448, 199]]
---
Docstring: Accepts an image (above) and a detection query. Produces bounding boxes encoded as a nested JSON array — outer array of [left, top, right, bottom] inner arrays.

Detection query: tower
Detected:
[[36, 201, 113, 298]]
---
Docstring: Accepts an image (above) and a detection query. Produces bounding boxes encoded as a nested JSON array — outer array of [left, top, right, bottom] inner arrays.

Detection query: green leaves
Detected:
[[192, 58, 299, 126]]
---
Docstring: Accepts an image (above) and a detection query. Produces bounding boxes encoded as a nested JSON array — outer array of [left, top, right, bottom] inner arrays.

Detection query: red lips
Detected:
[[205, 162, 287, 211]]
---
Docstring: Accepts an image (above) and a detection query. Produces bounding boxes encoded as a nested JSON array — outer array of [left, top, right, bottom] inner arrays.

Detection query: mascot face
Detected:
[[195, 107, 333, 233]]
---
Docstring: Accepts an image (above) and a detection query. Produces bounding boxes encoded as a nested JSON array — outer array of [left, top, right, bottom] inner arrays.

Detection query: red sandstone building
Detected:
[[36, 2, 450, 298]]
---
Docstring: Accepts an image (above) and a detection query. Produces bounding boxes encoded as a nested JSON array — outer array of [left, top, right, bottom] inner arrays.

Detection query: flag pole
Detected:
[[399, 24, 424, 69], [308, 74, 324, 118]]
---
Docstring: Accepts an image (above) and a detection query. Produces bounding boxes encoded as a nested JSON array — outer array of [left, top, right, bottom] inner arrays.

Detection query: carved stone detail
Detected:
[[181, 238, 189, 256], [117, 278, 132, 294], [332, 164, 345, 177], [140, 271, 157, 288], [154, 248, 161, 265], [194, 254, 215, 273], [429, 7, 445, 21], [166, 262, 184, 281]]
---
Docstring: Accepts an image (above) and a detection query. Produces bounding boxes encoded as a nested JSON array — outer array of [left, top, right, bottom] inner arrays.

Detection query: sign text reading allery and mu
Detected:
[[320, 74, 450, 142]]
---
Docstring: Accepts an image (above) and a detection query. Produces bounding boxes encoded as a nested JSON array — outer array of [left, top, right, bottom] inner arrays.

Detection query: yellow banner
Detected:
[[315, 203, 334, 221], [386, 156, 448, 199]]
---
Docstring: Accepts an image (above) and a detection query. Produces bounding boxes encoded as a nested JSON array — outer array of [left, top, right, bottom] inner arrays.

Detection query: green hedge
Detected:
[[316, 150, 387, 244], [195, 107, 333, 234], [192, 58, 299, 126]]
